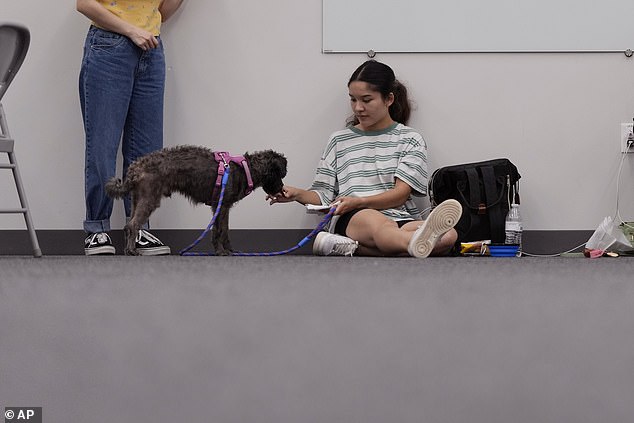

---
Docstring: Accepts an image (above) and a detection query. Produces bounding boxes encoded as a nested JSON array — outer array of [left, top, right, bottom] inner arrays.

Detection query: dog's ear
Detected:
[[271, 152, 288, 178]]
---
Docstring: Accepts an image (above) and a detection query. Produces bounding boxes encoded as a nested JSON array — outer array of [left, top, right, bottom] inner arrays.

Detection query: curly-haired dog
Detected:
[[105, 145, 287, 256]]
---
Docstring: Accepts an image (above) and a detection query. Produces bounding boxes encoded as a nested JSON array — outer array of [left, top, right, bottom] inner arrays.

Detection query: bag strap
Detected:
[[481, 166, 504, 242], [465, 168, 485, 214]]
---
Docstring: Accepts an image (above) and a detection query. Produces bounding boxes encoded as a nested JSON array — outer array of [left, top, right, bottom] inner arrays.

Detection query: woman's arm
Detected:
[[76, 0, 159, 49], [333, 178, 412, 215], [159, 0, 185, 22], [267, 185, 322, 206]]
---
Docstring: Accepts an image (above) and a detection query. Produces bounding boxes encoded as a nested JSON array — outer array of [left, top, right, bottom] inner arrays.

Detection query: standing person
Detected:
[[268, 60, 462, 257], [77, 0, 184, 255]]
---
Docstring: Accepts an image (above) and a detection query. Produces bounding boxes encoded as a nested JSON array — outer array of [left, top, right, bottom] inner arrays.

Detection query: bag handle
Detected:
[[481, 166, 505, 242], [464, 168, 482, 213], [456, 171, 506, 211]]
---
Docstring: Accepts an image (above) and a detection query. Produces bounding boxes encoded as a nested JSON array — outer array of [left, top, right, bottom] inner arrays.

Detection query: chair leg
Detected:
[[9, 151, 42, 257]]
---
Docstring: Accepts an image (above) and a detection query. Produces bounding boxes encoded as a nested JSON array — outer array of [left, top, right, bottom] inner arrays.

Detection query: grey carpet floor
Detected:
[[1, 256, 633, 423]]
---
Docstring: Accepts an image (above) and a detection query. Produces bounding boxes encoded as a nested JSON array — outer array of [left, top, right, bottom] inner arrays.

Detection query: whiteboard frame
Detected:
[[322, 0, 634, 54]]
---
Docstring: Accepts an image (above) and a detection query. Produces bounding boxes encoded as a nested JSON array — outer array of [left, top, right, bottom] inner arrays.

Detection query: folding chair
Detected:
[[0, 23, 41, 257]]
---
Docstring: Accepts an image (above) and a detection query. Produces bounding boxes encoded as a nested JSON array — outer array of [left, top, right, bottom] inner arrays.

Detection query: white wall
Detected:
[[3, 1, 634, 232]]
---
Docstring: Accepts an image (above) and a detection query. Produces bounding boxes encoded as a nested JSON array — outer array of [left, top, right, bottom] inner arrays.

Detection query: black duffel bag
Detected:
[[428, 158, 521, 243]]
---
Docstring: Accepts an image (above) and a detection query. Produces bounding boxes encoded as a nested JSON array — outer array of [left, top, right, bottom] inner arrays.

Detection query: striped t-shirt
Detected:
[[96, 0, 162, 35], [310, 122, 428, 221]]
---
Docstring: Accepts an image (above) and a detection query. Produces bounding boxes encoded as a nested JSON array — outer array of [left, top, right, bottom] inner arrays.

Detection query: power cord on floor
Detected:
[[523, 130, 634, 258], [521, 242, 586, 258]]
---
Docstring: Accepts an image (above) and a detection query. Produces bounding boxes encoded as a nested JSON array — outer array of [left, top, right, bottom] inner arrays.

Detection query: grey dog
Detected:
[[105, 145, 287, 256]]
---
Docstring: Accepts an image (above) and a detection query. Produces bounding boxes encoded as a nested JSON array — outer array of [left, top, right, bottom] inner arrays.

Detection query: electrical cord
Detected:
[[521, 137, 631, 257], [615, 135, 634, 227], [613, 137, 631, 224], [523, 137, 633, 258], [521, 242, 586, 258]]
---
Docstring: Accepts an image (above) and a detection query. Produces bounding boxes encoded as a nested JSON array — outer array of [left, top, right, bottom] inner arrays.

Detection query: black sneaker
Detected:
[[135, 229, 171, 256], [84, 232, 116, 256]]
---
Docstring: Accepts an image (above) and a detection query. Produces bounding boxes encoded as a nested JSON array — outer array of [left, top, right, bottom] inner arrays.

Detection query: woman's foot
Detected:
[[407, 199, 462, 258]]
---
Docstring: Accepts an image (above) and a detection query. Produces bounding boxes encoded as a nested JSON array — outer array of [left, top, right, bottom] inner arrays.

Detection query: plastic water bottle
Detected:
[[504, 203, 522, 256]]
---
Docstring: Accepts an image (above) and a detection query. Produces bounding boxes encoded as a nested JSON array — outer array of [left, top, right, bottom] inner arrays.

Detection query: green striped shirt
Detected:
[[310, 122, 428, 221]]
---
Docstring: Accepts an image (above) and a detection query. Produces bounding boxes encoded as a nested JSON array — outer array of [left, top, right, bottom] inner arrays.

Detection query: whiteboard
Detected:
[[323, 0, 634, 53]]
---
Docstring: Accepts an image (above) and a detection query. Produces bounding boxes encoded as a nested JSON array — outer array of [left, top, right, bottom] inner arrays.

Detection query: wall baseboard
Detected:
[[0, 229, 593, 256]]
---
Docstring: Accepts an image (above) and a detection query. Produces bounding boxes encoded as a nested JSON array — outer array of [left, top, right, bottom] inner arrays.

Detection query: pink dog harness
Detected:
[[213, 152, 254, 201]]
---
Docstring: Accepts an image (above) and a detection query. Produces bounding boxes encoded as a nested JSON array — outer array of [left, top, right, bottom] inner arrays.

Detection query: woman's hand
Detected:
[[267, 186, 300, 205], [332, 196, 365, 215], [128, 28, 159, 50]]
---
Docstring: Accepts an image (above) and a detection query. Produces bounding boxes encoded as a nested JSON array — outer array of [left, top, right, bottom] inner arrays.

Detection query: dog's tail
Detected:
[[105, 177, 130, 199]]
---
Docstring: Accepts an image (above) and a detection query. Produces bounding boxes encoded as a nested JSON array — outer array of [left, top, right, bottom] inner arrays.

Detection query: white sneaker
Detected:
[[313, 232, 358, 256], [407, 199, 462, 258]]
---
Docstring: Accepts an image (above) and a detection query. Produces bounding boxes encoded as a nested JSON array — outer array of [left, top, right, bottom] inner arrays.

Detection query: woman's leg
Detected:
[[344, 209, 412, 256], [121, 39, 165, 219], [344, 208, 459, 257], [404, 199, 462, 257], [80, 27, 136, 234], [400, 220, 458, 256]]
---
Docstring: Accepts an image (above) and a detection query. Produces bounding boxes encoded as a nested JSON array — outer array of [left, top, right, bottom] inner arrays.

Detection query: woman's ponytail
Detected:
[[388, 80, 411, 125]]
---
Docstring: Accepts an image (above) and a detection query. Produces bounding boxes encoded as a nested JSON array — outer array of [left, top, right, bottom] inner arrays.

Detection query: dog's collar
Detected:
[[213, 152, 254, 197]]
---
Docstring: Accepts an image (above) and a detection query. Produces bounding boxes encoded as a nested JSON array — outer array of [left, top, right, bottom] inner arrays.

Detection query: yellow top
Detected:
[[96, 0, 162, 35]]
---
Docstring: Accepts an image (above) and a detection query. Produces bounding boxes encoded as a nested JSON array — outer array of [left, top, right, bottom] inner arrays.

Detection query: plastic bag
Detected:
[[585, 216, 634, 256]]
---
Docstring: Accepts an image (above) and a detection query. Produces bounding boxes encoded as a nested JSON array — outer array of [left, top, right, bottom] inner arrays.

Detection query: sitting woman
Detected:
[[268, 60, 462, 257]]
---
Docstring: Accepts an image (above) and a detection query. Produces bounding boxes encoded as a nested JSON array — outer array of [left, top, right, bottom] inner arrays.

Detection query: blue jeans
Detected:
[[80, 26, 165, 234]]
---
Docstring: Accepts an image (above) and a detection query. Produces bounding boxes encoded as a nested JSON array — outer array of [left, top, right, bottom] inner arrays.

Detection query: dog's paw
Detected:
[[215, 249, 233, 256]]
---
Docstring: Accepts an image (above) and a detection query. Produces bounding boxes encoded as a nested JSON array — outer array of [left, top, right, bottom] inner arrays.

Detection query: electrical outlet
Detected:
[[621, 123, 634, 153]]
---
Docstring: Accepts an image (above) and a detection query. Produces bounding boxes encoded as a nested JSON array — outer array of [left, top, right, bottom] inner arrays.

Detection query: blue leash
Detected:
[[179, 166, 335, 256]]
